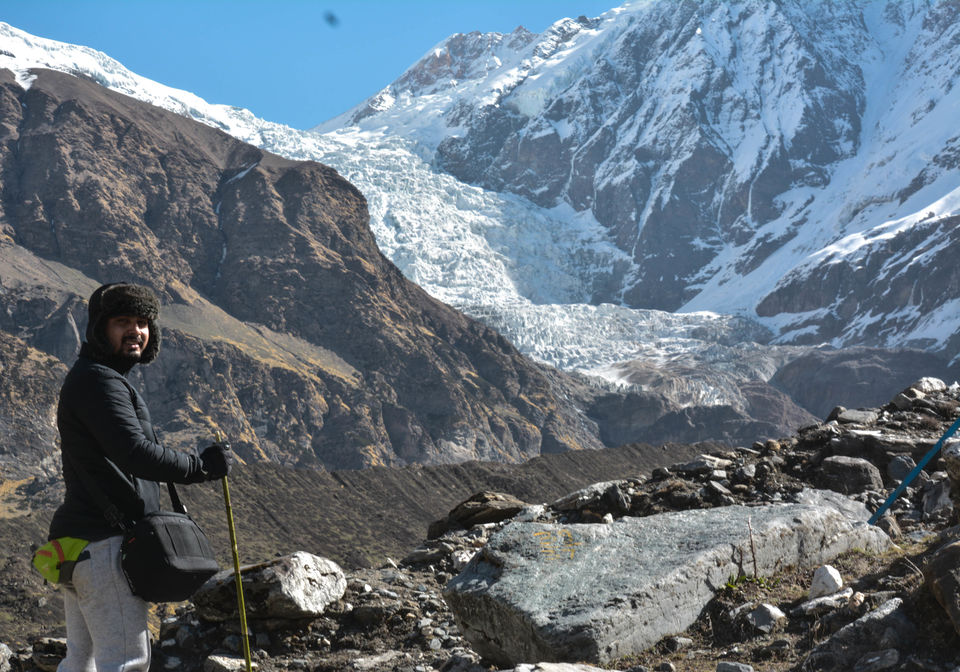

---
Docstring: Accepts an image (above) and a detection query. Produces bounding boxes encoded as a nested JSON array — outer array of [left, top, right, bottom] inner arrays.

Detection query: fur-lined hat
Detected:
[[85, 283, 161, 364]]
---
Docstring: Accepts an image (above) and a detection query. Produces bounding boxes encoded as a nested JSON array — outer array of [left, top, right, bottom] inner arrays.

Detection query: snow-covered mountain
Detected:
[[322, 0, 960, 360], [2, 0, 957, 400]]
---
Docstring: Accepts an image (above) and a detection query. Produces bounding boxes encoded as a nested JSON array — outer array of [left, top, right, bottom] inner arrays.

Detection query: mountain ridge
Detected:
[[0, 67, 606, 471]]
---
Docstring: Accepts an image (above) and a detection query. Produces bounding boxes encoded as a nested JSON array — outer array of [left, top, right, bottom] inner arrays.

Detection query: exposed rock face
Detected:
[[585, 360, 819, 446], [756, 214, 960, 349], [801, 598, 916, 672], [770, 347, 960, 419], [441, 490, 888, 665], [0, 331, 64, 482], [430, 2, 864, 312], [0, 67, 603, 469]]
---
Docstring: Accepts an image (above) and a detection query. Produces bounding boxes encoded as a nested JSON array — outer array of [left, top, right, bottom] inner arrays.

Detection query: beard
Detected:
[[116, 350, 142, 364], [114, 336, 145, 363]]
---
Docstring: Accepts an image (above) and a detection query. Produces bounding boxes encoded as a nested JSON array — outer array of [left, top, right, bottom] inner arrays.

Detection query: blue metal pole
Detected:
[[868, 415, 960, 526]]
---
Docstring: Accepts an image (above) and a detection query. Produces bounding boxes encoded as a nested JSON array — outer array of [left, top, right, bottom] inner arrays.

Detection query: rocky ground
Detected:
[[5, 377, 960, 671]]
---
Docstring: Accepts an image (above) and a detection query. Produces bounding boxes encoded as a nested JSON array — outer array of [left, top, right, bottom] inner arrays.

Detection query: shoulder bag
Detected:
[[66, 451, 220, 602]]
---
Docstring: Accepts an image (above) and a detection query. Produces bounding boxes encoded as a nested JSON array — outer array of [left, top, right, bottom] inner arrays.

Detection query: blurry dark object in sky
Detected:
[[324, 12, 339, 27]]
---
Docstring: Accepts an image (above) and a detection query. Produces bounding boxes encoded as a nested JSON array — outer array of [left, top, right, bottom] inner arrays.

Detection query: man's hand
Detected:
[[200, 443, 232, 480]]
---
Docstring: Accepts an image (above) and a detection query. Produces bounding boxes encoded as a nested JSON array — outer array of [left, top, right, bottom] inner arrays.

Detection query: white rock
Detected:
[[351, 651, 407, 671], [514, 664, 611, 672], [912, 377, 947, 394], [2, 643, 15, 672], [809, 564, 843, 599], [514, 504, 548, 522], [792, 587, 854, 617], [452, 549, 477, 571], [203, 656, 257, 672], [194, 552, 346, 621]]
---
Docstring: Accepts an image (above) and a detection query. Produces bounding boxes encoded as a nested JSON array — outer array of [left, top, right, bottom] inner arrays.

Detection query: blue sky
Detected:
[[2, 0, 617, 129]]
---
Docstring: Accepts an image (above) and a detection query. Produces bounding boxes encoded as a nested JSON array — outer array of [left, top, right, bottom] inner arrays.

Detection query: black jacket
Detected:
[[49, 351, 207, 541]]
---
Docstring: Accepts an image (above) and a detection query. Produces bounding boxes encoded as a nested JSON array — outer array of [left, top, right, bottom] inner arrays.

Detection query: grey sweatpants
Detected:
[[58, 535, 150, 672]]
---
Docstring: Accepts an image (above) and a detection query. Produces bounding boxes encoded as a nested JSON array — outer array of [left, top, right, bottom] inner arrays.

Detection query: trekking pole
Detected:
[[217, 430, 253, 672], [868, 414, 960, 525]]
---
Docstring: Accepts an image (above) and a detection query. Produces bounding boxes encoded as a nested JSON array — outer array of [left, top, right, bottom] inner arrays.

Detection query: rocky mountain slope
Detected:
[[0, 67, 605, 471], [5, 378, 960, 671], [0, 439, 709, 648]]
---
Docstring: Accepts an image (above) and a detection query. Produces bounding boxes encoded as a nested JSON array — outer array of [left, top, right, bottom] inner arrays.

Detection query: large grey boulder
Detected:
[[443, 490, 889, 666], [194, 551, 346, 622]]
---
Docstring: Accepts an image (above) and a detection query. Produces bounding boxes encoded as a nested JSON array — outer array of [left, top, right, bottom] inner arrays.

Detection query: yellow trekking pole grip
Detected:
[[217, 431, 253, 672]]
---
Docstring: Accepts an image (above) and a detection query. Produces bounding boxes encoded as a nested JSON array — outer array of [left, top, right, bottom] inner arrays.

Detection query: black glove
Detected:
[[200, 443, 232, 480]]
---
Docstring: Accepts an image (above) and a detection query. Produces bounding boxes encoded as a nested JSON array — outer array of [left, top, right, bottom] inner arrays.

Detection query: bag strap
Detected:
[[62, 449, 188, 532], [165, 481, 188, 514]]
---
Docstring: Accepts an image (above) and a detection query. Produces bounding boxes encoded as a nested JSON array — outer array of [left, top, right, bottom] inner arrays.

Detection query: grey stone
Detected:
[[671, 455, 734, 475], [924, 539, 960, 637], [551, 480, 627, 511], [664, 636, 693, 652], [792, 587, 854, 617], [716, 663, 754, 672], [746, 603, 786, 633], [890, 393, 915, 411], [819, 456, 883, 494], [513, 665, 612, 672], [162, 655, 183, 670], [801, 599, 914, 671], [708, 481, 733, 497], [444, 489, 889, 665], [886, 455, 917, 483], [922, 479, 952, 519], [875, 515, 901, 540], [194, 551, 346, 622], [943, 441, 960, 513], [837, 409, 879, 425]]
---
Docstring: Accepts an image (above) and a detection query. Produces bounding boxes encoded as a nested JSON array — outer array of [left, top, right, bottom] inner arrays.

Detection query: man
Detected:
[[49, 283, 230, 672]]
